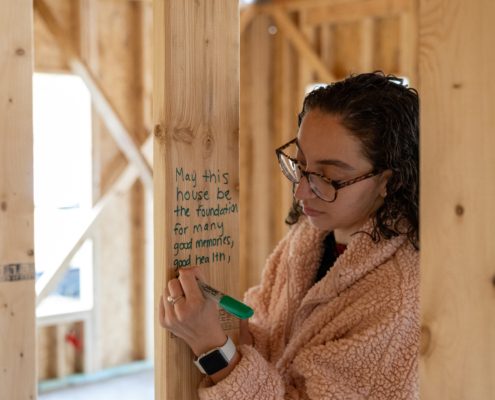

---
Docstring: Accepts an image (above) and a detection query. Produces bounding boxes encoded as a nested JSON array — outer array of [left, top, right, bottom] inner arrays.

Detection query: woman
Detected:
[[160, 72, 420, 399]]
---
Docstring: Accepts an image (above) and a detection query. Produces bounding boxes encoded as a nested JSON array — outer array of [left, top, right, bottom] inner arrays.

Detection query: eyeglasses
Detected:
[[275, 138, 381, 203]]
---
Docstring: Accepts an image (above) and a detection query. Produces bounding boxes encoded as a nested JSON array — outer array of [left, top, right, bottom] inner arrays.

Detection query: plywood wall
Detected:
[[419, 0, 495, 397], [0, 1, 36, 398]]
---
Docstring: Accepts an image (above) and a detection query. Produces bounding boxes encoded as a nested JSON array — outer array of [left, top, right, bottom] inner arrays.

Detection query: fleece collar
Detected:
[[287, 216, 409, 308]]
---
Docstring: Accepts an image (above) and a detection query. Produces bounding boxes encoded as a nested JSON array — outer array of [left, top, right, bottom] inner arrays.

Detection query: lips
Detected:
[[302, 205, 324, 217]]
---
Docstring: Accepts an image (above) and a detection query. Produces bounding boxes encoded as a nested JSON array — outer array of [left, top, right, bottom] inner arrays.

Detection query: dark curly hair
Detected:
[[286, 71, 419, 250]]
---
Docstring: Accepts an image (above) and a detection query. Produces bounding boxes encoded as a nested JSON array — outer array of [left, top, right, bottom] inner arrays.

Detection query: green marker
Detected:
[[197, 280, 254, 320]]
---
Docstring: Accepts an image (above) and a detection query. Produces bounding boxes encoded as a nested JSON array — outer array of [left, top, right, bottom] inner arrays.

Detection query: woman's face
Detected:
[[294, 109, 391, 237]]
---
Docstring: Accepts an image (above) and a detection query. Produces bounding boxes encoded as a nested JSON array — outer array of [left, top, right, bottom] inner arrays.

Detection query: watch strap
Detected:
[[193, 336, 236, 375]]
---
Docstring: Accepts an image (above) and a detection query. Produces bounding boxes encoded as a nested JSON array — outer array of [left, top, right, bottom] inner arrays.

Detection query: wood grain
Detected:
[[0, 1, 36, 398], [419, 0, 495, 397], [153, 1, 239, 399]]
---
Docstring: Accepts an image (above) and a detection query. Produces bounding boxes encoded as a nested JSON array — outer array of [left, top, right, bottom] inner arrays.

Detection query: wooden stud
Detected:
[[373, 16, 400, 74], [399, 0, 418, 85], [419, 0, 495, 397], [139, 0, 155, 364], [272, 18, 294, 251], [319, 24, 335, 75], [240, 5, 259, 36], [153, 1, 240, 399], [35, 136, 152, 305], [246, 15, 273, 292], [360, 17, 375, 71], [0, 1, 36, 399], [298, 11, 318, 98], [268, 7, 336, 83], [303, 0, 411, 26], [277, 0, 356, 11]]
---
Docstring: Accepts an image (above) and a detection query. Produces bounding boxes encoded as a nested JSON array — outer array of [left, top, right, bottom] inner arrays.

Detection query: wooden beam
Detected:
[[268, 7, 336, 83], [263, 0, 357, 13], [419, 0, 495, 397], [34, 0, 153, 191], [0, 1, 36, 399], [35, 136, 153, 306], [299, 0, 411, 26], [245, 15, 273, 293], [319, 24, 335, 77], [240, 5, 259, 36], [360, 17, 375, 71], [298, 10, 317, 98], [272, 16, 293, 259], [153, 0, 240, 399], [399, 0, 418, 85]]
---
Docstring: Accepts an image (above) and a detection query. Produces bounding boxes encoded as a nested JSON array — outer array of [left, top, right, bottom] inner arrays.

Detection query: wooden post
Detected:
[[0, 1, 36, 399], [419, 0, 495, 397], [153, 1, 239, 399], [360, 17, 374, 72], [399, 0, 418, 86]]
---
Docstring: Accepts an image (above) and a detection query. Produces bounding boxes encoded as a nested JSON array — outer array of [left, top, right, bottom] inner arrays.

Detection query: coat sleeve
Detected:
[[198, 273, 419, 400], [241, 231, 290, 360]]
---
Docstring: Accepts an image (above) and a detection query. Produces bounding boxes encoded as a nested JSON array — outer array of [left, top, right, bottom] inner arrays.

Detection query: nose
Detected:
[[293, 175, 316, 201]]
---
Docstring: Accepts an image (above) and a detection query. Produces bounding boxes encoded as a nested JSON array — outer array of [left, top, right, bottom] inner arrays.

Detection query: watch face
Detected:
[[199, 350, 229, 375]]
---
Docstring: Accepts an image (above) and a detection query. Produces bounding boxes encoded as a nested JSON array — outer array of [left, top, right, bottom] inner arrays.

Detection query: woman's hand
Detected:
[[159, 266, 227, 357]]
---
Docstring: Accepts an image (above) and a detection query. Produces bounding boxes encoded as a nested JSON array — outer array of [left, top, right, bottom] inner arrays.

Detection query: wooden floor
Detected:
[[39, 369, 153, 400]]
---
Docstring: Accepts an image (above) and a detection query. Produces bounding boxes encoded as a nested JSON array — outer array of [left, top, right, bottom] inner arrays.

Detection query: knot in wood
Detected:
[[173, 127, 194, 144], [15, 48, 25, 56], [202, 133, 214, 158], [153, 124, 164, 138], [455, 204, 464, 216]]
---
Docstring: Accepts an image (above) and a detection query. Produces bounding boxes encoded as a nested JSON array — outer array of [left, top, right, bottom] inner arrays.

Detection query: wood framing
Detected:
[[153, 1, 240, 399], [302, 0, 412, 26], [34, 0, 153, 191], [360, 17, 375, 71], [268, 7, 336, 83], [35, 136, 152, 305], [399, 0, 418, 85], [240, 5, 259, 36], [0, 1, 36, 399], [241, 15, 273, 294], [419, 0, 495, 397]]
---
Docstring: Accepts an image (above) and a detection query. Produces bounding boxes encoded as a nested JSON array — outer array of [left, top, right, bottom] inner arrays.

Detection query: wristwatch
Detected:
[[193, 336, 236, 375]]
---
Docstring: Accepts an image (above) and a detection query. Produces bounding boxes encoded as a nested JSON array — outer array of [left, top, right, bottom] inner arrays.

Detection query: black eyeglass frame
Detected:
[[275, 138, 382, 203]]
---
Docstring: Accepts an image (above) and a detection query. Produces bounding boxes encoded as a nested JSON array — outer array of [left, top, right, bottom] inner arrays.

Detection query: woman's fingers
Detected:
[[178, 267, 204, 302], [161, 286, 177, 327], [168, 278, 184, 299]]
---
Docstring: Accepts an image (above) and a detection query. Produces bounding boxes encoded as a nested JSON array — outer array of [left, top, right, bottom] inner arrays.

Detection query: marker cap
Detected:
[[219, 296, 254, 320]]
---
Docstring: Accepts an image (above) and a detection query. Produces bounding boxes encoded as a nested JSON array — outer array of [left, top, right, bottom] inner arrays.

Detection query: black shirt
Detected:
[[314, 232, 347, 284]]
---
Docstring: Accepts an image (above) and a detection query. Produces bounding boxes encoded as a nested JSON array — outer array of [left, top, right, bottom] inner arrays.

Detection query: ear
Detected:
[[378, 169, 393, 197]]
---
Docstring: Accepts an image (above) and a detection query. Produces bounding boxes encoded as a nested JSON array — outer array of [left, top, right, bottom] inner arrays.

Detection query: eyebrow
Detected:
[[315, 159, 356, 171], [295, 141, 356, 171]]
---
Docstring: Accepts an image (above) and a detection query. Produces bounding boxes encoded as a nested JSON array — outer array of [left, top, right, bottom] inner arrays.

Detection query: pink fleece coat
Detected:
[[199, 217, 420, 399]]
